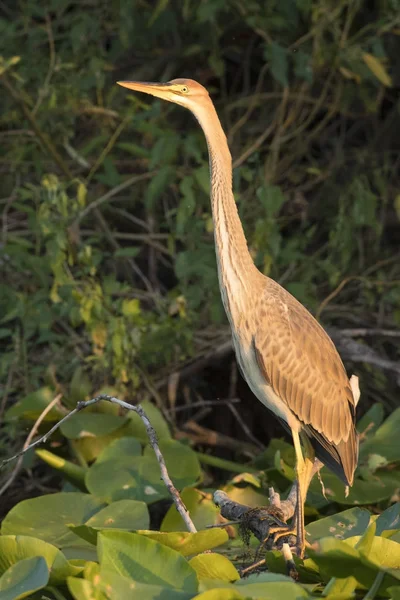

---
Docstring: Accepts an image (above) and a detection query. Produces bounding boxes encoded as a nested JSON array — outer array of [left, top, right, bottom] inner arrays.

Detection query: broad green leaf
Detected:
[[308, 468, 400, 505], [1, 492, 104, 549], [86, 440, 200, 504], [161, 488, 220, 532], [360, 407, 400, 463], [68, 577, 107, 600], [388, 586, 400, 600], [85, 455, 165, 504], [375, 503, 400, 536], [357, 403, 384, 435], [70, 499, 150, 544], [309, 536, 400, 593], [193, 590, 244, 599], [95, 437, 142, 463], [221, 483, 269, 508], [60, 412, 127, 439], [189, 553, 239, 582], [0, 557, 49, 600], [72, 421, 136, 462], [137, 529, 228, 557], [235, 572, 310, 598], [127, 400, 171, 443], [98, 531, 198, 592], [306, 508, 370, 544], [143, 439, 202, 488], [5, 387, 62, 422], [347, 534, 400, 570], [98, 569, 193, 599], [0, 536, 80, 585]]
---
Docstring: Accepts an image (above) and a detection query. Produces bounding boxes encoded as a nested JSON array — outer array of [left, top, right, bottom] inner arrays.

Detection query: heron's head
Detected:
[[117, 78, 210, 111]]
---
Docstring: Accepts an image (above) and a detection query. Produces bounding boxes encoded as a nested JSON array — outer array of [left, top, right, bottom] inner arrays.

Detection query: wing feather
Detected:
[[253, 279, 359, 485]]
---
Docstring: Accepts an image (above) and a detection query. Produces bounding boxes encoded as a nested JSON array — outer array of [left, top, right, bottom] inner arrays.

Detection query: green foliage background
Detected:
[[1, 1, 400, 598]]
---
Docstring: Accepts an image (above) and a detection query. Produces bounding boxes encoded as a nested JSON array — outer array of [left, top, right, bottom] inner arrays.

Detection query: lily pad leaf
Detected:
[[306, 508, 370, 544], [0, 536, 80, 585], [360, 407, 400, 463], [68, 576, 107, 600], [5, 387, 62, 422], [1, 492, 105, 549], [189, 553, 239, 582], [137, 529, 228, 557], [98, 530, 198, 592], [70, 499, 150, 544], [95, 437, 142, 463], [60, 412, 127, 439], [97, 569, 194, 600], [161, 488, 220, 532], [375, 503, 400, 536], [127, 400, 171, 442], [0, 556, 49, 600]]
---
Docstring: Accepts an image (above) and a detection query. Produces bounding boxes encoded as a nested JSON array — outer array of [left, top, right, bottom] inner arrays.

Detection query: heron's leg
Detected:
[[291, 430, 315, 558]]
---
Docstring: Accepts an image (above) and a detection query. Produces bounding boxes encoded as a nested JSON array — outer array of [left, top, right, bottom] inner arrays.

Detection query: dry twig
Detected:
[[0, 394, 197, 533]]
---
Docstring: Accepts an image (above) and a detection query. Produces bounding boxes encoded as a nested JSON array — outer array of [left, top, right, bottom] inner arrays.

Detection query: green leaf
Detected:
[[95, 437, 142, 463], [127, 400, 171, 443], [0, 536, 80, 585], [266, 42, 289, 87], [0, 557, 49, 600], [256, 185, 286, 217], [143, 439, 202, 488], [306, 508, 371, 544], [189, 553, 239, 582], [357, 403, 384, 435], [5, 387, 62, 422], [161, 488, 220, 532], [360, 407, 400, 462], [309, 536, 400, 594], [86, 439, 200, 504], [388, 586, 400, 600], [86, 455, 163, 503], [1, 492, 104, 549], [192, 591, 244, 600], [136, 529, 228, 557], [97, 570, 193, 600], [60, 412, 128, 439], [98, 531, 198, 592], [309, 468, 400, 505], [375, 503, 400, 536], [70, 499, 150, 545], [235, 573, 310, 598], [68, 576, 107, 600]]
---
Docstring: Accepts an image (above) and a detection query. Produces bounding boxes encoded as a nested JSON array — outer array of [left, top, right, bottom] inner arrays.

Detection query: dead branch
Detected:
[[0, 394, 197, 534]]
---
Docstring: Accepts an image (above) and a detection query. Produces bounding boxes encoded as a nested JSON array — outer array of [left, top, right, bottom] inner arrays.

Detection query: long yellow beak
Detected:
[[117, 80, 172, 98]]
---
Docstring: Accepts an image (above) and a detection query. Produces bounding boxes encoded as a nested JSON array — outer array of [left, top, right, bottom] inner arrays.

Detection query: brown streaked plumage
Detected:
[[117, 77, 360, 557]]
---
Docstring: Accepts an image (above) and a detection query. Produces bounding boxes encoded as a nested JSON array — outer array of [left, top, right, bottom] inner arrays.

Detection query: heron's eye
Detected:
[[181, 86, 189, 93]]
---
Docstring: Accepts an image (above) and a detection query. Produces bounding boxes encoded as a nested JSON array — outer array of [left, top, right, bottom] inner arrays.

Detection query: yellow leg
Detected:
[[292, 430, 314, 558]]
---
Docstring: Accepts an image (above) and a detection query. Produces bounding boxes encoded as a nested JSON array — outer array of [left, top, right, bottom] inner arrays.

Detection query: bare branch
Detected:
[[1, 394, 197, 534]]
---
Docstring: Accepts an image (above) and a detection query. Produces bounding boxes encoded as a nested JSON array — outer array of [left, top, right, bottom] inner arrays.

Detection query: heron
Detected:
[[117, 78, 359, 557]]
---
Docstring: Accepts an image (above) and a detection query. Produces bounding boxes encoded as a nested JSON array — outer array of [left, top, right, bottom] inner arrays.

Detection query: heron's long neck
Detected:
[[194, 101, 257, 322]]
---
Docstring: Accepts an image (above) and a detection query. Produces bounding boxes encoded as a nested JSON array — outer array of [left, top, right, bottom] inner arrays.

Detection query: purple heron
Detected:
[[117, 78, 359, 557]]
